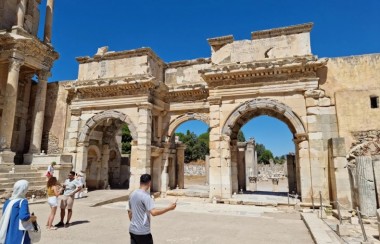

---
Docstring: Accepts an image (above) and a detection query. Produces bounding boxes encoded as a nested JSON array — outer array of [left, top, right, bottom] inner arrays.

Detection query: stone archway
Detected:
[[78, 110, 137, 144], [213, 98, 309, 200], [222, 98, 306, 139], [165, 112, 210, 139], [75, 110, 137, 187]]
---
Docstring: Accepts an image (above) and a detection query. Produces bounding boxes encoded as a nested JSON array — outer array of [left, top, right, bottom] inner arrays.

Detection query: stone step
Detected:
[[0, 172, 42, 178], [0, 180, 47, 189], [0, 176, 46, 183]]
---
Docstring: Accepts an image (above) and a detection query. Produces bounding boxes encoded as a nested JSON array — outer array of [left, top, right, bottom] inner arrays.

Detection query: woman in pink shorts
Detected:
[[46, 177, 61, 230]]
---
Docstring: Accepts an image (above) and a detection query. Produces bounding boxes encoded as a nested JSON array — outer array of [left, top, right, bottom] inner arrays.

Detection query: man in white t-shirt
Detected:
[[128, 174, 176, 244], [55, 171, 82, 228]]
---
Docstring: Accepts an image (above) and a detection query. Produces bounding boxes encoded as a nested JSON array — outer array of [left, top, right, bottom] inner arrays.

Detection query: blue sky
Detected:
[[37, 0, 380, 156]]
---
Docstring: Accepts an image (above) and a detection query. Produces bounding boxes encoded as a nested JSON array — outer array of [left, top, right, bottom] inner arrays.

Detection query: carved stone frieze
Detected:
[[164, 88, 208, 103], [199, 56, 327, 88]]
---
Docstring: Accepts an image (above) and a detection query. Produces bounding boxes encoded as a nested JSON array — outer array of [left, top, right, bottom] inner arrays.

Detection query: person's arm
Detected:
[[150, 203, 176, 217], [127, 201, 132, 220], [70, 184, 82, 196], [19, 200, 34, 222], [53, 186, 61, 197]]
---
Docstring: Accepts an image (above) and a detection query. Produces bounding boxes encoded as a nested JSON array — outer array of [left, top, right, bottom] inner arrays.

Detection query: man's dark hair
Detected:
[[69, 171, 76, 176], [140, 174, 151, 184]]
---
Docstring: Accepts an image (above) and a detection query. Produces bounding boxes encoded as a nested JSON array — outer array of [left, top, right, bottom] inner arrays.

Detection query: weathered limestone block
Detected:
[[372, 160, 380, 207], [356, 156, 377, 217], [318, 97, 331, 107]]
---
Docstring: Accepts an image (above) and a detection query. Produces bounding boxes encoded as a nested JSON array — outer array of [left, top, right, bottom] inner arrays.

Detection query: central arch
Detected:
[[220, 98, 309, 200], [165, 112, 210, 139], [222, 98, 306, 139]]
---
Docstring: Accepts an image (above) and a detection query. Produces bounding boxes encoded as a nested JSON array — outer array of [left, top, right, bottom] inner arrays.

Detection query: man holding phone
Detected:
[[128, 174, 176, 244]]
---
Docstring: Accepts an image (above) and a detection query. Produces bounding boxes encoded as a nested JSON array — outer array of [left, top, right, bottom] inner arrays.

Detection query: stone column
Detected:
[[328, 138, 352, 209], [160, 143, 170, 197], [176, 143, 186, 189], [16, 0, 28, 28], [237, 144, 246, 191], [29, 71, 49, 154], [75, 142, 88, 173], [17, 74, 33, 153], [168, 154, 176, 189], [294, 134, 313, 203], [230, 142, 238, 193], [287, 154, 297, 193], [220, 135, 232, 198], [356, 156, 377, 217], [245, 140, 256, 191], [0, 58, 23, 153], [205, 155, 210, 185], [130, 104, 152, 190], [208, 98, 223, 198], [100, 144, 110, 189], [128, 140, 138, 189], [43, 0, 55, 43]]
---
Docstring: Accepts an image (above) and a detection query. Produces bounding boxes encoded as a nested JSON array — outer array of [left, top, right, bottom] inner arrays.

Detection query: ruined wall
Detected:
[[212, 32, 311, 64], [42, 82, 68, 154], [77, 52, 164, 82], [0, 0, 40, 35], [322, 54, 380, 149], [165, 60, 210, 88]]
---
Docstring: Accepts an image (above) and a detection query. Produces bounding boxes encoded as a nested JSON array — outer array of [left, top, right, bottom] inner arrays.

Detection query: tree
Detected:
[[175, 130, 210, 163], [259, 149, 274, 164], [237, 130, 246, 142], [121, 124, 132, 154]]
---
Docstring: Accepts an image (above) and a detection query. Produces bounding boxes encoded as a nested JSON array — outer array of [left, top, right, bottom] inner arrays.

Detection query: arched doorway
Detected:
[[163, 113, 210, 197], [219, 98, 309, 201], [76, 110, 137, 190]]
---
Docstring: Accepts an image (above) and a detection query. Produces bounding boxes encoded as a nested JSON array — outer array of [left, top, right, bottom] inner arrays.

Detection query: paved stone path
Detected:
[[16, 194, 313, 244]]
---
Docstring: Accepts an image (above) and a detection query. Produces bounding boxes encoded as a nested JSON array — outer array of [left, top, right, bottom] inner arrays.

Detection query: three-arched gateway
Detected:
[[55, 23, 361, 207]]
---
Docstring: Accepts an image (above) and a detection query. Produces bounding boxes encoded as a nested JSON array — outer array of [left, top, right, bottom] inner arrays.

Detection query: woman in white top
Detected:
[[45, 162, 57, 179]]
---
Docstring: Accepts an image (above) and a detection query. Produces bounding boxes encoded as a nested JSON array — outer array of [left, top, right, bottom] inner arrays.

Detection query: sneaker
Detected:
[[48, 227, 58, 230], [64, 223, 71, 228], [55, 222, 64, 227]]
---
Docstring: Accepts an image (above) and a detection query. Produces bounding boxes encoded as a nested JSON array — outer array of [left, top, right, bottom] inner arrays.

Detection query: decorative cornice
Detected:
[[199, 56, 327, 88], [76, 47, 165, 67], [207, 35, 234, 51], [0, 31, 59, 69], [167, 58, 211, 69], [164, 88, 208, 103], [251, 22, 313, 40]]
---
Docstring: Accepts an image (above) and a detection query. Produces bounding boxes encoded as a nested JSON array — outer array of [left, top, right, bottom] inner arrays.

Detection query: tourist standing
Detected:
[[74, 173, 85, 199], [0, 180, 37, 244], [55, 171, 82, 228], [46, 177, 61, 230], [46, 161, 57, 179], [128, 174, 176, 244]]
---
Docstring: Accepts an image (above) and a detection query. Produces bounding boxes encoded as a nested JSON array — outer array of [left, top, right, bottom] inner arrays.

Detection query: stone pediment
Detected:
[[199, 56, 328, 88]]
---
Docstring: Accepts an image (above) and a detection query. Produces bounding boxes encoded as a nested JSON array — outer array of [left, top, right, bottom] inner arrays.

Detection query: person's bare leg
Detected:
[[60, 208, 65, 222], [48, 207, 57, 228], [66, 209, 72, 224]]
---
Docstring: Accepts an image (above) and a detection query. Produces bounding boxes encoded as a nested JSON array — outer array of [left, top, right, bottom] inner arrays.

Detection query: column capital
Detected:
[[9, 58, 24, 72], [294, 133, 308, 143], [208, 96, 222, 106], [37, 70, 51, 81], [137, 102, 153, 111]]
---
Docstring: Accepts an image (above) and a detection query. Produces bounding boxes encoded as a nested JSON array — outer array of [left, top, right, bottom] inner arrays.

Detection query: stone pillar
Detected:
[[372, 160, 380, 208], [220, 135, 232, 198], [208, 98, 223, 198], [176, 143, 186, 189], [205, 155, 210, 185], [130, 104, 152, 190], [294, 134, 313, 203], [29, 71, 49, 154], [128, 140, 138, 189], [75, 142, 88, 174], [237, 145, 246, 191], [168, 155, 176, 189], [328, 138, 352, 209], [230, 142, 238, 193], [356, 156, 377, 217], [17, 74, 33, 153], [100, 144, 110, 189], [0, 58, 23, 155], [287, 154, 297, 193], [16, 0, 28, 28], [160, 143, 170, 197], [245, 140, 256, 191], [43, 0, 55, 43]]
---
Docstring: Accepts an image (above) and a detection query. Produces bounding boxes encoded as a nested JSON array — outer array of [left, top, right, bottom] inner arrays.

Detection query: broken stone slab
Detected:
[[336, 224, 356, 236]]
